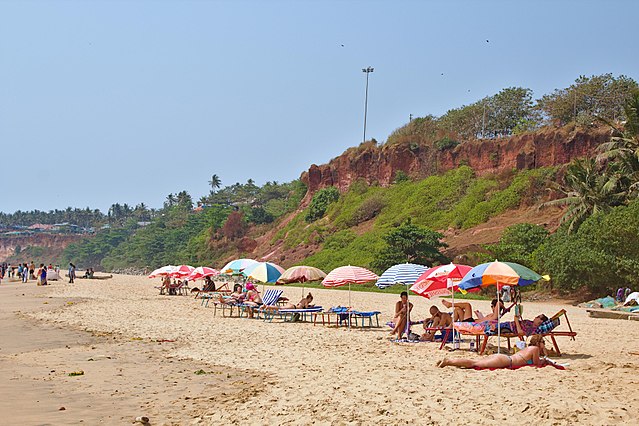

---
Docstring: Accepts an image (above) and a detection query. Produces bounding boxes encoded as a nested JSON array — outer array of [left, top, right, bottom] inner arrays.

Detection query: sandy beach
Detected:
[[1, 274, 638, 425]]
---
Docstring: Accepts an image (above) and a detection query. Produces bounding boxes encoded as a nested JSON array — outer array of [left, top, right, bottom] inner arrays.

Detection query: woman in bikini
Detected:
[[437, 335, 548, 369], [474, 298, 507, 322], [390, 292, 413, 340], [243, 283, 263, 318]]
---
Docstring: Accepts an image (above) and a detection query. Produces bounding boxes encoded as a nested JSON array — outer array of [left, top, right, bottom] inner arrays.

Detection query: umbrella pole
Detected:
[[348, 282, 352, 330], [404, 283, 410, 339], [450, 278, 457, 350], [497, 283, 501, 355]]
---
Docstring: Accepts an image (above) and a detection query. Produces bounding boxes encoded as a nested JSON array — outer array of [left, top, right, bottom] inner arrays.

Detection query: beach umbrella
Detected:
[[375, 263, 427, 289], [148, 265, 176, 278], [458, 261, 544, 354], [323, 265, 379, 328], [410, 263, 473, 299], [277, 265, 327, 297], [376, 263, 427, 340], [220, 258, 259, 275], [277, 266, 327, 284], [242, 262, 285, 283], [187, 266, 220, 281], [170, 264, 195, 278]]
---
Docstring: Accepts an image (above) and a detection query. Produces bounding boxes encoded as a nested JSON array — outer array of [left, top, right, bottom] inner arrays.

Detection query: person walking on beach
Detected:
[[68, 263, 76, 283], [22, 263, 29, 283]]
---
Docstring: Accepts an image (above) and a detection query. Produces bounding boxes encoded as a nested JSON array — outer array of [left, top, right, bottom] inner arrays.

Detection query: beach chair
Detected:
[[350, 310, 382, 328], [454, 309, 577, 356], [313, 306, 351, 326], [265, 306, 324, 323], [240, 289, 283, 319]]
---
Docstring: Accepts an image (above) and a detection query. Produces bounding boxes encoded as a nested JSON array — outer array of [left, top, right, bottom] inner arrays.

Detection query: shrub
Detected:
[[305, 187, 340, 222], [435, 136, 460, 151]]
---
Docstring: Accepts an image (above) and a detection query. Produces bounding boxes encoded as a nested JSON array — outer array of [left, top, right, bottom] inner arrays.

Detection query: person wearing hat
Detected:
[[243, 282, 263, 318]]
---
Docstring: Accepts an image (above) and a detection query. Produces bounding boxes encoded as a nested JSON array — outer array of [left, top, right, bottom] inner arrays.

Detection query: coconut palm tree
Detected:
[[597, 89, 639, 197], [541, 158, 626, 232], [208, 174, 222, 192]]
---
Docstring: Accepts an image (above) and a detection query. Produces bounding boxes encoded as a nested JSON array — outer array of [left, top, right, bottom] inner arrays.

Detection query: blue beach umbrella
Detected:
[[376, 263, 427, 289], [242, 262, 285, 283]]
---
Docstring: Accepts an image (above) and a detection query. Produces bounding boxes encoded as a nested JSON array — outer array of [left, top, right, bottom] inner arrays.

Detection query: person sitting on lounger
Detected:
[[442, 299, 474, 322], [438, 334, 549, 369], [474, 298, 506, 322], [390, 292, 413, 340], [485, 314, 549, 336], [421, 306, 453, 341], [217, 284, 245, 305], [243, 283, 263, 318]]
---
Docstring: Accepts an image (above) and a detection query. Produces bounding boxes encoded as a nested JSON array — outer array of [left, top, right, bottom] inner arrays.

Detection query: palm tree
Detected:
[[208, 174, 222, 192], [597, 89, 639, 197], [541, 158, 626, 232]]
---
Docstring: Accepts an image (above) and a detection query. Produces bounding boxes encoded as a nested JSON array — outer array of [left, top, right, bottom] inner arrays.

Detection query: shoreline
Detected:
[[1, 274, 638, 425]]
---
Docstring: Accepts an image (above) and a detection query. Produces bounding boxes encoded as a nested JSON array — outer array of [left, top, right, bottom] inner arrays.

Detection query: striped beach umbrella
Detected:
[[376, 263, 427, 289], [323, 266, 379, 324], [187, 266, 220, 281], [410, 263, 473, 298], [170, 264, 195, 278], [243, 262, 285, 283], [322, 265, 379, 288], [220, 258, 259, 275], [458, 261, 544, 354], [148, 265, 176, 278]]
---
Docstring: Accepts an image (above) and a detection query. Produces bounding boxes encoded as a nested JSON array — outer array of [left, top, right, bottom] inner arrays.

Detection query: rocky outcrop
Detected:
[[300, 126, 610, 204]]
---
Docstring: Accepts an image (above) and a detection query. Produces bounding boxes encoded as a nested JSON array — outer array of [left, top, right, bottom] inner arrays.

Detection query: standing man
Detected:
[[68, 263, 76, 283]]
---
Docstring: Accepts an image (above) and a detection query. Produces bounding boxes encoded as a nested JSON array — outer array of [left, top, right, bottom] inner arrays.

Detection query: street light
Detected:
[[362, 66, 374, 143]]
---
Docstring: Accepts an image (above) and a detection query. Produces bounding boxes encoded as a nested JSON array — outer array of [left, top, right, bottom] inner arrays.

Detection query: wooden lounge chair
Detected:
[[265, 306, 324, 323], [454, 309, 577, 356]]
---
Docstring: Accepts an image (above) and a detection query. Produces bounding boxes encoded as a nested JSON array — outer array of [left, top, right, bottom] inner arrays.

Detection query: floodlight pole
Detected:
[[362, 66, 374, 143]]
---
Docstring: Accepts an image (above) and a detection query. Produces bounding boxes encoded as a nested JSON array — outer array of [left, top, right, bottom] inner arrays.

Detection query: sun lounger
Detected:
[[350, 311, 382, 328], [240, 289, 283, 319], [265, 306, 323, 323], [454, 309, 577, 356]]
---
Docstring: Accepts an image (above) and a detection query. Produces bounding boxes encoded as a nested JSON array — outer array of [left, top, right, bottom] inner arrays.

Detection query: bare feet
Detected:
[[441, 299, 452, 308], [437, 358, 448, 368]]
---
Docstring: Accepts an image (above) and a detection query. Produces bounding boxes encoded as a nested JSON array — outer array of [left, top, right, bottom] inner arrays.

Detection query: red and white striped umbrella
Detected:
[[187, 266, 220, 281], [170, 264, 195, 278], [148, 265, 176, 278], [410, 263, 473, 298], [322, 265, 378, 288]]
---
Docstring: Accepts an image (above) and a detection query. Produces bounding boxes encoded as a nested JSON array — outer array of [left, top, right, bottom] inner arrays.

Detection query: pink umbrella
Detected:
[[187, 266, 220, 281], [170, 265, 195, 278], [148, 265, 176, 278], [323, 266, 379, 325], [322, 265, 379, 287], [410, 263, 473, 298]]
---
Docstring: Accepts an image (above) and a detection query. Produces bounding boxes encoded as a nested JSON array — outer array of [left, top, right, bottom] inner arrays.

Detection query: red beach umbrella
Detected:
[[187, 266, 220, 281], [410, 263, 473, 299]]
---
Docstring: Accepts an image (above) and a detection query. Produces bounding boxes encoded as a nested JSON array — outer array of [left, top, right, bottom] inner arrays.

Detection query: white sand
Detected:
[[17, 274, 639, 424]]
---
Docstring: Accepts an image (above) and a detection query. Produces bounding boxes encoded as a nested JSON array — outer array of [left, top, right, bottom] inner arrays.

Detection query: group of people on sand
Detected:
[[215, 282, 316, 319], [0, 261, 60, 285], [389, 291, 554, 368]]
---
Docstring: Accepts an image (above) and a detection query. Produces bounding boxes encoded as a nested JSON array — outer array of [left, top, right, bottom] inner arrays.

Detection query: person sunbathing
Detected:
[[390, 292, 413, 339], [441, 299, 474, 322], [217, 284, 245, 305], [438, 334, 548, 369], [421, 306, 453, 341], [243, 283, 263, 318], [283, 293, 314, 310], [474, 298, 506, 322], [490, 314, 548, 336]]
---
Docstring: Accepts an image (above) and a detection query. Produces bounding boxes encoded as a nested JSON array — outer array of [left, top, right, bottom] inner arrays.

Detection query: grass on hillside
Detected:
[[276, 166, 555, 273]]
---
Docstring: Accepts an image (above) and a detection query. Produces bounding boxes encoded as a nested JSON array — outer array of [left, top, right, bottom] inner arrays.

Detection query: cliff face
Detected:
[[0, 234, 83, 263], [300, 126, 610, 204]]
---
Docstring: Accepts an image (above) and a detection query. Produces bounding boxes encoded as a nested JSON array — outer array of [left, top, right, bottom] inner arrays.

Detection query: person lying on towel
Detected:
[[438, 335, 549, 369], [421, 306, 453, 341]]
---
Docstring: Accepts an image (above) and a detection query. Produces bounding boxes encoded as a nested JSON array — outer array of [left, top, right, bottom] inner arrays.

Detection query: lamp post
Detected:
[[362, 66, 374, 143]]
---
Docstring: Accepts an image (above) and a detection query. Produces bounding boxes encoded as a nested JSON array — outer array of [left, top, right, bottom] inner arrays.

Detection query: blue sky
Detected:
[[1, 0, 637, 213]]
